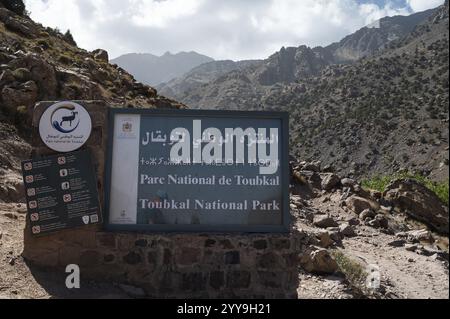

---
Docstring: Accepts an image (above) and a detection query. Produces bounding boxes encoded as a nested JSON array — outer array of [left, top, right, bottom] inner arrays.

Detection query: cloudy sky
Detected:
[[24, 0, 444, 61]]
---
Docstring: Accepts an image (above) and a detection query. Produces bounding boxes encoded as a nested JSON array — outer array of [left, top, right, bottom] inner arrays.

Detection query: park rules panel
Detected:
[[22, 150, 102, 236], [105, 109, 290, 233]]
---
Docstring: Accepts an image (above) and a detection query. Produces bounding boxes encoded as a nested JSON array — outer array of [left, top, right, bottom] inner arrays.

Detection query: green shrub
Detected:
[[63, 29, 77, 46], [331, 250, 372, 298], [37, 39, 52, 50]]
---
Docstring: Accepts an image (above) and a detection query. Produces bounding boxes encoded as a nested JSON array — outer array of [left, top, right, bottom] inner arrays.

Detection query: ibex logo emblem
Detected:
[[51, 105, 80, 134]]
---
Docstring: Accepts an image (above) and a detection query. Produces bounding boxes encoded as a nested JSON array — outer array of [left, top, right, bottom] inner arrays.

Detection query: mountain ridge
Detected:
[[111, 51, 214, 86], [161, 2, 449, 182], [158, 7, 438, 100]]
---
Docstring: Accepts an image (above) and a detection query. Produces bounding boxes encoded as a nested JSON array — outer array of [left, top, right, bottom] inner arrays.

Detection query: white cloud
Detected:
[[130, 0, 204, 28], [407, 0, 444, 12], [23, 0, 442, 61]]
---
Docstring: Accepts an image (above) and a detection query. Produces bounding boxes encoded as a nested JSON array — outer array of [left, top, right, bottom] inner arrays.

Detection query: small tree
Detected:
[[63, 29, 77, 47]]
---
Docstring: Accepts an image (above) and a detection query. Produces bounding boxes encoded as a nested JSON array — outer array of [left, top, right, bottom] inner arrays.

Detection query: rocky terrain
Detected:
[[0, 160, 448, 299], [164, 2, 449, 182], [0, 0, 448, 299], [291, 159, 449, 299], [160, 6, 437, 99], [157, 59, 261, 100]]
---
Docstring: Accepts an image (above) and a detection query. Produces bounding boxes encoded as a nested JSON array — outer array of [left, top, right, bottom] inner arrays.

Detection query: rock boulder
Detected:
[[299, 246, 338, 275], [384, 179, 449, 234]]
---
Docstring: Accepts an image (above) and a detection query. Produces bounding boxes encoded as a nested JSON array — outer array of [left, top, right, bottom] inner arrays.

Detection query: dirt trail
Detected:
[[343, 233, 449, 299], [297, 192, 449, 299], [0, 203, 130, 299]]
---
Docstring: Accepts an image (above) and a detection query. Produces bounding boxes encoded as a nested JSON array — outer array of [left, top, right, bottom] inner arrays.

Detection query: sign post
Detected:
[[105, 109, 290, 233]]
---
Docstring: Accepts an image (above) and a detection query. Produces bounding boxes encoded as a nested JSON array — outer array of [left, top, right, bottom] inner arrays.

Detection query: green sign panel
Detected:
[[22, 150, 102, 236], [105, 109, 290, 233]]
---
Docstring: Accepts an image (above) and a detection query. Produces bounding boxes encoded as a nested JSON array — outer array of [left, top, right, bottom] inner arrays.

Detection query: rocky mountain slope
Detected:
[[0, 1, 184, 203], [167, 2, 449, 182], [328, 8, 437, 63], [111, 51, 214, 86], [161, 7, 437, 98], [157, 59, 261, 100]]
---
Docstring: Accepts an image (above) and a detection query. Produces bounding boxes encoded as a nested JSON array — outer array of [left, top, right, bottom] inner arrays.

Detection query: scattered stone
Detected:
[[352, 185, 372, 200], [375, 214, 389, 229], [320, 173, 340, 191], [3, 212, 18, 220], [405, 244, 418, 252], [299, 246, 338, 275], [359, 209, 376, 220], [291, 195, 302, 204], [388, 240, 406, 248], [397, 229, 433, 243], [298, 170, 322, 189], [302, 161, 321, 172], [346, 196, 374, 214], [430, 254, 440, 261], [292, 170, 308, 185], [339, 223, 356, 237], [299, 208, 315, 223], [367, 219, 381, 229], [1, 80, 38, 112], [12, 67, 31, 81], [346, 217, 360, 226], [5, 17, 33, 37], [316, 231, 334, 248], [417, 247, 449, 260], [341, 178, 356, 188], [327, 229, 343, 243], [8, 53, 58, 98], [408, 229, 433, 243], [92, 49, 109, 62], [0, 69, 14, 86], [313, 215, 338, 228], [8, 257, 16, 266]]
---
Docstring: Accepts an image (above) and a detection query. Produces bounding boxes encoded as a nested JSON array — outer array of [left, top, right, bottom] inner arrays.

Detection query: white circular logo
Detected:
[[39, 101, 92, 153]]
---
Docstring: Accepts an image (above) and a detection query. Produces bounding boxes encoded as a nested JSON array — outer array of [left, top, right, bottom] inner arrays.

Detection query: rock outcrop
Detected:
[[0, 0, 25, 16], [0, 5, 184, 124], [384, 179, 449, 234]]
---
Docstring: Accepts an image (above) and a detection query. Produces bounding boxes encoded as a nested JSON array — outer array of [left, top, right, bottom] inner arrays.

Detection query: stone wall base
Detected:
[[23, 223, 307, 298]]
